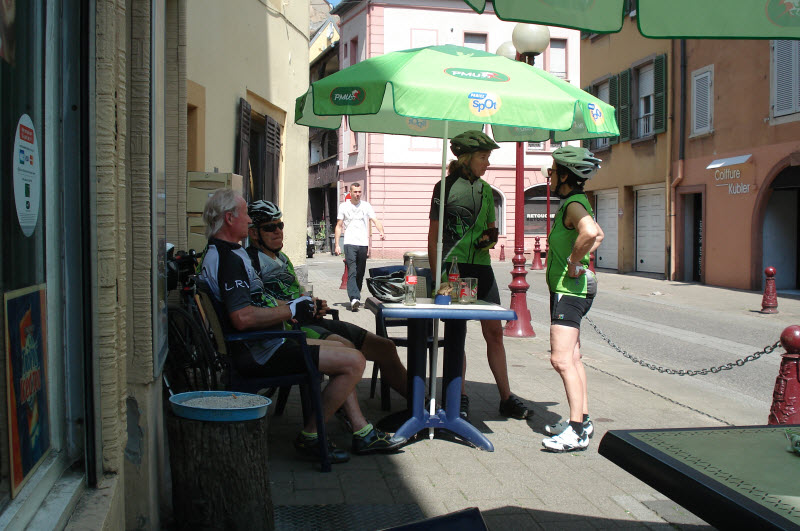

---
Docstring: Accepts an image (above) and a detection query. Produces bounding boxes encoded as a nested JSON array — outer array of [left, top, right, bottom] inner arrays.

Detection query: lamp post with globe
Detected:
[[496, 23, 550, 338]]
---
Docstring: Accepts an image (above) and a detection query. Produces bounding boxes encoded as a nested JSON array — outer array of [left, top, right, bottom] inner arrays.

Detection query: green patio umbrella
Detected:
[[296, 44, 618, 143], [463, 0, 800, 39]]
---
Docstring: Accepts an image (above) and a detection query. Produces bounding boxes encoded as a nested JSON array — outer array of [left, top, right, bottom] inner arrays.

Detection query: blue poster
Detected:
[[5, 284, 50, 497]]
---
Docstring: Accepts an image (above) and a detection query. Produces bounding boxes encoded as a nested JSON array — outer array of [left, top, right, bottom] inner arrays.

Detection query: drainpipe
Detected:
[[669, 39, 687, 280]]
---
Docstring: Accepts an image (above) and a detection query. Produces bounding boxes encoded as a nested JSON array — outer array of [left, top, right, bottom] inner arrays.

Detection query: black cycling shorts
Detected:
[[236, 339, 321, 377], [312, 319, 369, 350], [455, 263, 500, 305], [549, 292, 594, 329]]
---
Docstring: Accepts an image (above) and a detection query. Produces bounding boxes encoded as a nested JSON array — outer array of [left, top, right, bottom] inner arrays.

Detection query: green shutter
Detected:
[[582, 86, 592, 149], [609, 74, 620, 145], [619, 69, 631, 143], [653, 54, 667, 135]]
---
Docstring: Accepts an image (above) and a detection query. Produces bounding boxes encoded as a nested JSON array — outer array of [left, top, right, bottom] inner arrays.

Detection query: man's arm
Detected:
[[334, 219, 344, 255], [371, 217, 386, 240], [228, 304, 292, 331], [564, 202, 599, 277]]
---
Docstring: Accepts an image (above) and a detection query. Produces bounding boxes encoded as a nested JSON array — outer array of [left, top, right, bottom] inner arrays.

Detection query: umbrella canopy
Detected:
[[463, 0, 800, 39], [296, 44, 619, 142]]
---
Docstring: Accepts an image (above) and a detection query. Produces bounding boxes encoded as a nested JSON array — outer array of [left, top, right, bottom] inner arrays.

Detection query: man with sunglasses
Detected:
[[334, 182, 385, 311], [199, 190, 404, 465], [246, 200, 408, 401]]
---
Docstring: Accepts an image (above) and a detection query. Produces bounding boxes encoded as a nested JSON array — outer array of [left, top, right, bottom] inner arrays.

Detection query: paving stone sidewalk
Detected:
[[269, 255, 795, 530]]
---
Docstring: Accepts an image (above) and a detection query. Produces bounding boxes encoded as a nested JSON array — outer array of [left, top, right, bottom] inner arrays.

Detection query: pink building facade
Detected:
[[331, 0, 582, 261]]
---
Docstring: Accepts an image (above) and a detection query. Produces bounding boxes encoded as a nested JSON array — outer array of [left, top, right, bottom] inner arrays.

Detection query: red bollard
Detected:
[[530, 237, 544, 270], [339, 259, 348, 290], [761, 267, 778, 314], [543, 241, 548, 267], [768, 325, 800, 425], [499, 244, 505, 262], [589, 251, 596, 273]]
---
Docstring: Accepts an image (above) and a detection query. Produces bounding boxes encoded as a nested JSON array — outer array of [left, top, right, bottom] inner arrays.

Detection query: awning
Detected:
[[706, 154, 752, 169]]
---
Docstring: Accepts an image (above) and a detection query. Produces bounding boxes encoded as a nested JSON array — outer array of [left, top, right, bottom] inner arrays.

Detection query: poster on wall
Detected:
[[0, 0, 15, 66], [13, 114, 41, 237], [5, 284, 50, 498]]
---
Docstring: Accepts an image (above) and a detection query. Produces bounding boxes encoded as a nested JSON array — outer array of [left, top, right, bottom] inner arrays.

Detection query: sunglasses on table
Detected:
[[258, 221, 284, 232]]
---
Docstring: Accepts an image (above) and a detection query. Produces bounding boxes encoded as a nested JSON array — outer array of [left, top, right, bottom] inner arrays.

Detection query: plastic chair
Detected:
[[367, 265, 442, 411], [193, 279, 333, 472]]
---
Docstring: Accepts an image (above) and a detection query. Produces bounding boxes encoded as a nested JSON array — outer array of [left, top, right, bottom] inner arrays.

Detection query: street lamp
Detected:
[[500, 23, 550, 338]]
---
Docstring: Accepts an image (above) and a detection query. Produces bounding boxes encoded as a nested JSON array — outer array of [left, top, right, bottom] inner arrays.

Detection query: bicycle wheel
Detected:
[[165, 304, 220, 393]]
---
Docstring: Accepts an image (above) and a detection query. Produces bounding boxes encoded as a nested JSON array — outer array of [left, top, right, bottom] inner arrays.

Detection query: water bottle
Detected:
[[448, 256, 460, 284], [404, 257, 417, 306]]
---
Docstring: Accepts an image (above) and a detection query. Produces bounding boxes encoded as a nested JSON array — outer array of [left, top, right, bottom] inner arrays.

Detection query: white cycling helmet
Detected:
[[248, 200, 282, 227], [552, 146, 602, 180]]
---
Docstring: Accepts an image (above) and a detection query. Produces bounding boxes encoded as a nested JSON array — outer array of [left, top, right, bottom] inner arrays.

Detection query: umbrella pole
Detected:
[[429, 121, 449, 439]]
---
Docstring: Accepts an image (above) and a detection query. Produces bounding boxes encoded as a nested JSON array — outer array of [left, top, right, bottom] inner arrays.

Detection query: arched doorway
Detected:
[[761, 166, 800, 291], [524, 184, 560, 235]]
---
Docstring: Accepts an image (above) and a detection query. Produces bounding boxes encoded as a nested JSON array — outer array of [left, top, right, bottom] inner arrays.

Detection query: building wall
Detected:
[[581, 14, 671, 274], [336, 0, 582, 260], [672, 40, 800, 289], [186, 0, 310, 265]]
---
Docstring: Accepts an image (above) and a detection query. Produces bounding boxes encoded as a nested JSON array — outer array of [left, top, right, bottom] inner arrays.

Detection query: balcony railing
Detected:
[[636, 113, 654, 138], [308, 156, 338, 188]]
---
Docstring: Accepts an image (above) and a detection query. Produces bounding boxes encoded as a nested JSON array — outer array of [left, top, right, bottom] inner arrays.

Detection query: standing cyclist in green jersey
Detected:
[[542, 146, 605, 453], [427, 130, 529, 423]]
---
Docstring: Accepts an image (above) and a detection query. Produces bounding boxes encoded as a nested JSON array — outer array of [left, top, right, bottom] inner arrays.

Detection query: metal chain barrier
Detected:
[[584, 317, 782, 376]]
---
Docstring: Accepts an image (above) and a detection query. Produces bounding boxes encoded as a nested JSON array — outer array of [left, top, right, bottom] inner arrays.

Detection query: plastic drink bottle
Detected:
[[404, 257, 417, 306]]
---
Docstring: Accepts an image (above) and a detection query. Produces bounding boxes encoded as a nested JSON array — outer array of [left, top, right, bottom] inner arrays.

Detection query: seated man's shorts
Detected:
[[236, 339, 321, 377], [312, 318, 369, 349], [300, 324, 333, 341], [549, 292, 594, 329]]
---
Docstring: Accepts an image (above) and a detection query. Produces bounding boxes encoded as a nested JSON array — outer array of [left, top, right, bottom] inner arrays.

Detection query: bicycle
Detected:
[[164, 248, 224, 395]]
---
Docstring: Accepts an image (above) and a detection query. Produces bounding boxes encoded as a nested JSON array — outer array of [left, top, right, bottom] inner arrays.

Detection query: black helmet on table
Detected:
[[248, 200, 282, 227], [366, 271, 406, 303], [551, 146, 602, 180], [450, 130, 500, 157]]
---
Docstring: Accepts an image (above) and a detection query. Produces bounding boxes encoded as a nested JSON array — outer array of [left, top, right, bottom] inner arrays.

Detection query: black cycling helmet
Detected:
[[248, 200, 282, 227], [552, 146, 602, 180], [366, 271, 406, 303], [450, 130, 500, 157]]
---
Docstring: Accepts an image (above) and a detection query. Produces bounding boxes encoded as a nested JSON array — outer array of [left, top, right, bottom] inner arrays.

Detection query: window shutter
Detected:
[[773, 40, 797, 117], [609, 74, 620, 145], [236, 98, 252, 198], [264, 116, 282, 203], [582, 85, 592, 149], [653, 54, 667, 134], [692, 70, 712, 135], [619, 69, 631, 142]]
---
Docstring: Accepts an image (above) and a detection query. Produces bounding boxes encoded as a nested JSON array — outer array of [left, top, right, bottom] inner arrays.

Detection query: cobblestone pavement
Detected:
[[269, 254, 798, 530]]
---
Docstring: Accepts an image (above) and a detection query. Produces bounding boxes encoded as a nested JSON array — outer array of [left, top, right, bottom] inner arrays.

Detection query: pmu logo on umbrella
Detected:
[[407, 118, 430, 132], [330, 87, 366, 106], [767, 0, 800, 26], [587, 103, 605, 127], [468, 91, 501, 117], [445, 68, 510, 82]]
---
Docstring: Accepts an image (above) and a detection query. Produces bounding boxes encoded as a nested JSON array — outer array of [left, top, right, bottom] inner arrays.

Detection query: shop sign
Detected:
[[708, 160, 755, 196], [5, 284, 50, 497], [13, 114, 41, 237]]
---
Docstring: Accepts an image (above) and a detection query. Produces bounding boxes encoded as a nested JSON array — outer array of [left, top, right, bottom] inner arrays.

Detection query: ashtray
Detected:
[[434, 294, 451, 305]]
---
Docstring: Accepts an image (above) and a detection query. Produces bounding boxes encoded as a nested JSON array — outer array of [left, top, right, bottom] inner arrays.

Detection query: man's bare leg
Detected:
[[302, 340, 365, 433], [549, 325, 583, 423]]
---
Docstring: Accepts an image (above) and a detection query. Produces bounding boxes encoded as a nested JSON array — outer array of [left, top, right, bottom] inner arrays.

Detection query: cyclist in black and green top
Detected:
[[427, 130, 529, 423], [541, 146, 605, 453]]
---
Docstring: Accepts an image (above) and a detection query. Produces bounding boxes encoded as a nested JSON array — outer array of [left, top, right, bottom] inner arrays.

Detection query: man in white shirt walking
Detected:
[[334, 182, 385, 311]]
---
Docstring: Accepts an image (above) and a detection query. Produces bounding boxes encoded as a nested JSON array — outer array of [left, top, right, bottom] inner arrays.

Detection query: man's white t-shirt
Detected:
[[338, 200, 376, 246]]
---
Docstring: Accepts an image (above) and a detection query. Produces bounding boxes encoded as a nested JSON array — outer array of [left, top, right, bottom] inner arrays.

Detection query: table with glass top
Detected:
[[365, 297, 516, 451], [598, 425, 800, 530]]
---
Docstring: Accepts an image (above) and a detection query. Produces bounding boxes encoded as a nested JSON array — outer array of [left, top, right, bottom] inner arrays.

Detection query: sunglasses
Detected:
[[258, 221, 284, 232], [547, 168, 554, 177]]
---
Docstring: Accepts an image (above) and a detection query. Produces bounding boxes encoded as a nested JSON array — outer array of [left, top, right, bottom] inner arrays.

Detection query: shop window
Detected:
[[691, 65, 714, 136], [772, 40, 800, 118], [524, 185, 561, 234]]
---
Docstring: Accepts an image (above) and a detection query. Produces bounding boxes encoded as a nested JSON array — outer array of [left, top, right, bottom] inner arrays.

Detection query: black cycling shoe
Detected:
[[352, 427, 405, 455], [499, 393, 529, 419], [460, 394, 470, 422], [294, 433, 350, 464]]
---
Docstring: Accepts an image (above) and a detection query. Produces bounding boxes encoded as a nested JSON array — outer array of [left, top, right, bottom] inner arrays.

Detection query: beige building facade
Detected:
[[581, 10, 671, 276]]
